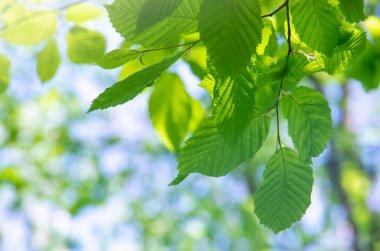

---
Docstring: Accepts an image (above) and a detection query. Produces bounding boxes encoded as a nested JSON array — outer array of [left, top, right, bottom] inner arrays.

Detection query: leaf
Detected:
[[254, 147, 313, 233], [257, 19, 278, 57], [0, 54, 10, 93], [291, 0, 340, 55], [171, 107, 271, 185], [320, 28, 367, 75], [37, 40, 60, 83], [97, 49, 140, 69], [349, 42, 380, 91], [199, 74, 215, 98], [212, 71, 256, 140], [281, 86, 332, 159], [198, 0, 263, 78], [149, 73, 204, 151], [89, 51, 183, 111], [338, 0, 365, 23], [67, 27, 106, 64], [65, 4, 104, 23], [136, 0, 183, 34], [0, 10, 58, 45], [255, 54, 322, 91], [106, 0, 200, 47]]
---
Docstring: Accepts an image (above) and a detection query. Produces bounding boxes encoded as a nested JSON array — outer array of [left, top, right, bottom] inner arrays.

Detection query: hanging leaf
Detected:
[[0, 54, 10, 93], [97, 49, 140, 69], [65, 4, 104, 23], [338, 0, 365, 23], [136, 0, 183, 34], [281, 86, 332, 159], [198, 0, 263, 78], [106, 0, 200, 47], [212, 71, 256, 140], [67, 27, 106, 64], [89, 51, 183, 111], [171, 107, 271, 185], [320, 28, 366, 75], [0, 9, 58, 45], [37, 40, 60, 83], [291, 0, 340, 55], [149, 73, 204, 151], [254, 147, 313, 233]]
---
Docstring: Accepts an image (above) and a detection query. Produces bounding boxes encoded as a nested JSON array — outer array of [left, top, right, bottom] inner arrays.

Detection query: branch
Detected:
[[261, 0, 288, 18], [274, 0, 292, 152]]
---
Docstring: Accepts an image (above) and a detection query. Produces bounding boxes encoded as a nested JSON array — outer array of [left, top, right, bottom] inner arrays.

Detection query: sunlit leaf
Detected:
[[291, 0, 340, 55], [171, 107, 271, 185], [97, 49, 140, 69], [89, 51, 183, 111], [149, 73, 204, 151], [65, 4, 104, 23], [136, 0, 183, 34], [0, 54, 10, 93], [198, 0, 263, 78], [281, 86, 332, 159], [106, 0, 200, 47], [212, 71, 256, 140], [338, 0, 365, 23], [254, 147, 313, 233], [67, 27, 106, 64], [37, 40, 60, 83], [0, 9, 58, 45]]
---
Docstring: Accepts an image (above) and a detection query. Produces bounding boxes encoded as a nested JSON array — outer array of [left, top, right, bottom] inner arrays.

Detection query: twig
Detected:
[[261, 0, 288, 18]]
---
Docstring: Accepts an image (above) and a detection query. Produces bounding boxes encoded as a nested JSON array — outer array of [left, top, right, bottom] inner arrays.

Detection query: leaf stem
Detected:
[[261, 0, 288, 18], [275, 0, 292, 151]]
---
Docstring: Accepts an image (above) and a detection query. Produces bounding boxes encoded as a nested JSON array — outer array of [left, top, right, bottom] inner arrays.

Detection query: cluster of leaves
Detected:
[[0, 0, 106, 88], [1, 0, 379, 234]]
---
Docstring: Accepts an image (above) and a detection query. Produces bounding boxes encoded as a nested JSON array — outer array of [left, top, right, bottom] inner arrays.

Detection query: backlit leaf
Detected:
[[37, 40, 60, 83], [89, 51, 183, 111], [198, 0, 263, 78], [149, 73, 204, 151], [254, 147, 313, 233], [281, 86, 332, 159]]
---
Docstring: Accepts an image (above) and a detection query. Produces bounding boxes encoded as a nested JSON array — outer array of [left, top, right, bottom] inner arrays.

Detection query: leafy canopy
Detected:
[[0, 0, 374, 234]]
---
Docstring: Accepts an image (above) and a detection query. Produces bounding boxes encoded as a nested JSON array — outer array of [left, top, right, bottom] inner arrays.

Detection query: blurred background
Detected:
[[1, 0, 380, 250]]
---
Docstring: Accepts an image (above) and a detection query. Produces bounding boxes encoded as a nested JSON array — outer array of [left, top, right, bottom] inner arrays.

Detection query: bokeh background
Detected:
[[1, 0, 380, 250]]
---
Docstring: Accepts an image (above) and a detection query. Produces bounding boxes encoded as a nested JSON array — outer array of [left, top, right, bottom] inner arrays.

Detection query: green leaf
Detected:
[[0, 54, 10, 93], [281, 86, 332, 159], [67, 27, 106, 64], [136, 0, 183, 34], [291, 0, 340, 55], [257, 19, 278, 57], [106, 0, 200, 47], [255, 54, 322, 91], [65, 4, 104, 23], [0, 10, 58, 45], [254, 147, 313, 233], [338, 0, 365, 23], [198, 0, 263, 78], [171, 107, 271, 185], [199, 74, 215, 98], [37, 40, 60, 83], [149, 73, 204, 151], [319, 28, 367, 75], [212, 71, 256, 140], [97, 49, 140, 69], [89, 51, 183, 111], [349, 42, 380, 91]]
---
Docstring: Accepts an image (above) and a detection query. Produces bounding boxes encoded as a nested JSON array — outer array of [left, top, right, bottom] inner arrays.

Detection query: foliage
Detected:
[[0, 0, 379, 237]]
